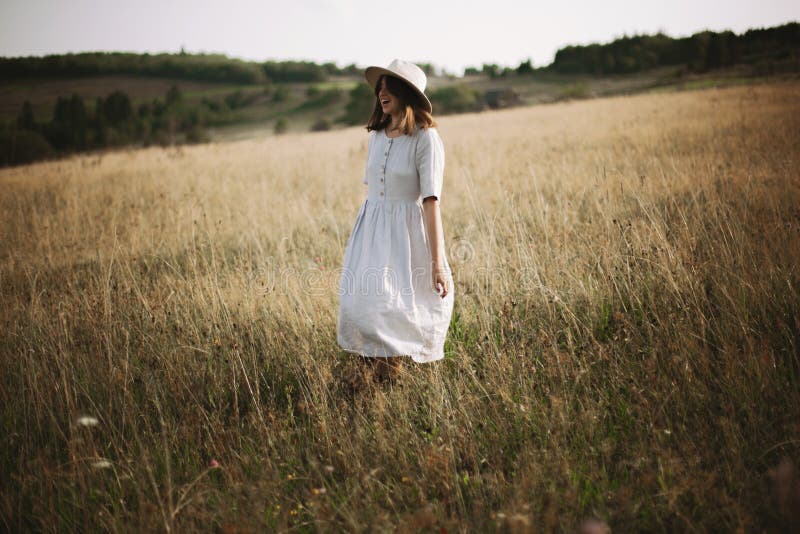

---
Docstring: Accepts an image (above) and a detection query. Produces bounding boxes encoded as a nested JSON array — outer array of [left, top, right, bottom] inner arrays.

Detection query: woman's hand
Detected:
[[433, 266, 449, 298]]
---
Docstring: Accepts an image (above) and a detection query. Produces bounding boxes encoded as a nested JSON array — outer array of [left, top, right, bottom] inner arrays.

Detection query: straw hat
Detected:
[[364, 59, 433, 113]]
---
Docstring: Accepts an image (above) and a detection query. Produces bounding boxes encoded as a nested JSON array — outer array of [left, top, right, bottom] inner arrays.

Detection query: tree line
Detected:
[[0, 85, 223, 166], [2, 22, 796, 166], [465, 22, 799, 77], [1, 22, 796, 85], [548, 22, 799, 75], [0, 51, 362, 84]]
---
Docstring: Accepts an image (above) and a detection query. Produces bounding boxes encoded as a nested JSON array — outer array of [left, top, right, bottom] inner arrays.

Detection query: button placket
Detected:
[[380, 137, 392, 197]]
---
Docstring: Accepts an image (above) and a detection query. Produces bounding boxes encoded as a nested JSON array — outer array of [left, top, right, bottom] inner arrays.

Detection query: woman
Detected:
[[337, 59, 454, 384]]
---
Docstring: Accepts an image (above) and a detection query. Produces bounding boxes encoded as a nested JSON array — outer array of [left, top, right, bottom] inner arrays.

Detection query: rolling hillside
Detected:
[[1, 21, 797, 163]]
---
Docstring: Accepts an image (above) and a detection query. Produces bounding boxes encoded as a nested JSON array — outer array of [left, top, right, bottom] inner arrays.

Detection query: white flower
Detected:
[[91, 459, 112, 469], [77, 416, 99, 427]]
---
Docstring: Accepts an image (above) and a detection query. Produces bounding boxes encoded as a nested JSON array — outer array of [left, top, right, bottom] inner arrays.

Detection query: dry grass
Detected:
[[1, 81, 799, 532]]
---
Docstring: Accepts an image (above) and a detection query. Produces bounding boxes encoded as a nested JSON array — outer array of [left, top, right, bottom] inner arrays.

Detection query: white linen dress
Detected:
[[337, 126, 454, 363]]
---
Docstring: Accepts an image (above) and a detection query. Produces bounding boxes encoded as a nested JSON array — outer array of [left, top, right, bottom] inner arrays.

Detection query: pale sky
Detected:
[[1, 0, 797, 75]]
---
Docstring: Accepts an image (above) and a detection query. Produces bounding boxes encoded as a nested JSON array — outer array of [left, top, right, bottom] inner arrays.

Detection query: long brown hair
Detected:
[[366, 75, 437, 135]]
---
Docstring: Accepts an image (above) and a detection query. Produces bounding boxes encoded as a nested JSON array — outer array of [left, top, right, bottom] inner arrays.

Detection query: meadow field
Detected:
[[1, 81, 799, 532]]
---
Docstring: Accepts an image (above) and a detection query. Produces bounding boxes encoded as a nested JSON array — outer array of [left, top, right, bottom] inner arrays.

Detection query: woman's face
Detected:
[[377, 77, 401, 116]]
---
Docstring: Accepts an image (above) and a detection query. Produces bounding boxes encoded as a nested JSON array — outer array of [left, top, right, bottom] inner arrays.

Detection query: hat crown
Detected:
[[364, 58, 433, 113], [385, 58, 427, 93]]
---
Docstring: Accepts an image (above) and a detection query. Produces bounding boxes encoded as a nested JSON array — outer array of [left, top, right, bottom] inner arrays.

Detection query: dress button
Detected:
[[380, 178, 384, 182], [380, 192, 384, 196]]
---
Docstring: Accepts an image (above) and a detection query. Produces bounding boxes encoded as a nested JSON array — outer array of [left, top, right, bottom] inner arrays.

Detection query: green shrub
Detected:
[[0, 128, 53, 166], [294, 88, 343, 113], [339, 83, 374, 125], [483, 89, 523, 109], [47, 94, 89, 149], [202, 98, 223, 112], [100, 90, 133, 127], [166, 85, 182, 106], [310, 118, 330, 132], [185, 126, 210, 144], [151, 129, 172, 147], [225, 90, 245, 109], [17, 101, 35, 130], [554, 82, 592, 102], [218, 90, 259, 111], [274, 118, 288, 134], [428, 84, 484, 114], [272, 86, 290, 102]]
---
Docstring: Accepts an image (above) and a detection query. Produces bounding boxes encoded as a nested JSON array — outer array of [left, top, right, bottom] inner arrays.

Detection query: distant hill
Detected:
[[2, 21, 799, 167]]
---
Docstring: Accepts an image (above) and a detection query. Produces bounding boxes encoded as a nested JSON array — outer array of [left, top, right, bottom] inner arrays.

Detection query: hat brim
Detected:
[[364, 66, 433, 114]]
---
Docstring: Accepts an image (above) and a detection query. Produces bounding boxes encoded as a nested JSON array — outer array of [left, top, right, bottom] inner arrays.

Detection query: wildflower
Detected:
[[323, 465, 334, 473], [77, 416, 99, 427], [210, 459, 220, 468], [91, 459, 112, 469]]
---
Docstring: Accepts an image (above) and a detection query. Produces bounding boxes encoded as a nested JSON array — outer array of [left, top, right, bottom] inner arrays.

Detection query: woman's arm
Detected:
[[417, 127, 448, 297], [422, 196, 449, 298]]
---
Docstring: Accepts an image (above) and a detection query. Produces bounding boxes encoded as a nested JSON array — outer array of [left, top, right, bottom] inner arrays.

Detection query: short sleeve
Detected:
[[362, 131, 375, 185], [415, 127, 445, 201]]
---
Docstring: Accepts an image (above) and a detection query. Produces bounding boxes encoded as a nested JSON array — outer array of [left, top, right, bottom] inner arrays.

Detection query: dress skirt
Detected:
[[336, 196, 454, 363]]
